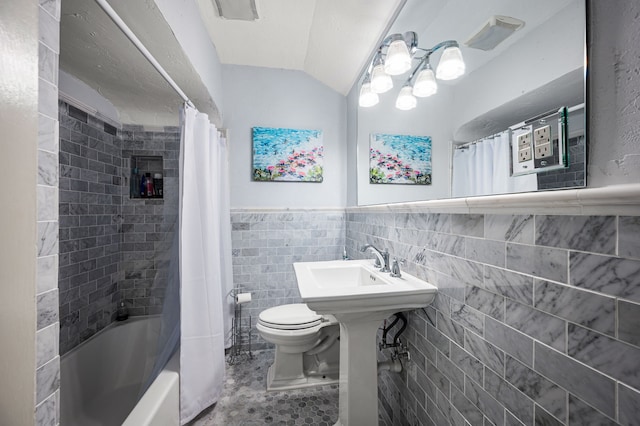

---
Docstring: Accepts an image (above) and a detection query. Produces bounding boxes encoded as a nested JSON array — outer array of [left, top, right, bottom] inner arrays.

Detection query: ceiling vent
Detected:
[[213, 0, 259, 21], [464, 15, 525, 51]]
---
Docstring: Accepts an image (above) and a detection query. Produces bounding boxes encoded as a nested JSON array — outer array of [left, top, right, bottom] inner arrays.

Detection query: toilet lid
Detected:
[[259, 304, 323, 330]]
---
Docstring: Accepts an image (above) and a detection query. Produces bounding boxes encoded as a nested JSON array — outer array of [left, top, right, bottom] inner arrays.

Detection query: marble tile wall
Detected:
[[120, 125, 180, 316], [345, 210, 640, 426], [230, 209, 346, 349], [58, 119, 179, 354], [37, 0, 61, 424], [58, 101, 123, 355]]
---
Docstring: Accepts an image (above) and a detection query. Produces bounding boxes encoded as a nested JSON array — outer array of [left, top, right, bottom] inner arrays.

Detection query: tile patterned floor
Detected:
[[189, 350, 340, 426]]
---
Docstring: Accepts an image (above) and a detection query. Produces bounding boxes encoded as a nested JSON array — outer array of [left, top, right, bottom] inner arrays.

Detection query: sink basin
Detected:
[[294, 259, 437, 315]]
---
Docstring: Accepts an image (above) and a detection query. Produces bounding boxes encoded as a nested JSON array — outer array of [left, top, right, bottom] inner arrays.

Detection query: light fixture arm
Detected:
[[405, 40, 459, 85]]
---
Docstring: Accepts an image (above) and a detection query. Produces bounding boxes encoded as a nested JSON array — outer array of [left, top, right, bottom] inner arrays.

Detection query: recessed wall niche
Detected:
[[130, 155, 163, 199]]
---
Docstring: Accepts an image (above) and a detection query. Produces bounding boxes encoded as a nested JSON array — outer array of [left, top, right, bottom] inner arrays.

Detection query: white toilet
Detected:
[[256, 303, 340, 391]]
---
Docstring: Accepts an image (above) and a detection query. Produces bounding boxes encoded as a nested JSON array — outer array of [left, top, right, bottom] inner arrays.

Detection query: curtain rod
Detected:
[[94, 0, 196, 109]]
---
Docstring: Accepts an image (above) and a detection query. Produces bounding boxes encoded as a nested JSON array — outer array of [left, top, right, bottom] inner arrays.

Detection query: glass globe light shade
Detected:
[[436, 46, 465, 80], [412, 66, 438, 97], [359, 81, 379, 107], [395, 85, 417, 110], [384, 39, 412, 76], [370, 64, 393, 93]]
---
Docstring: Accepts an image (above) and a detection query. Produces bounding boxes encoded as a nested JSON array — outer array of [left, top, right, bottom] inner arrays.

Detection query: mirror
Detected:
[[356, 0, 586, 205]]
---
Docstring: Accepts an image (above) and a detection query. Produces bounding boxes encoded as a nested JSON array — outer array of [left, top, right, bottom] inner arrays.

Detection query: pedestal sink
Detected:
[[294, 259, 437, 426]]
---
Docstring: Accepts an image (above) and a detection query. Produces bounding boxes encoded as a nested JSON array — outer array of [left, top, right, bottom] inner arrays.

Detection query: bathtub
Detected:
[[60, 316, 179, 426]]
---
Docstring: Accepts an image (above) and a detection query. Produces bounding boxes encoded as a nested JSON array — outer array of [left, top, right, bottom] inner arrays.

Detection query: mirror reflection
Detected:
[[356, 0, 586, 205]]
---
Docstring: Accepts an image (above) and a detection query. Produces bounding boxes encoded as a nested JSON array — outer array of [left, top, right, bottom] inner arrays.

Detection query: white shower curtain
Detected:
[[179, 106, 233, 424], [452, 130, 537, 197]]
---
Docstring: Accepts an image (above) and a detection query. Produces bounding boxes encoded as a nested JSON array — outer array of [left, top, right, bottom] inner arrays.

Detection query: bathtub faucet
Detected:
[[360, 244, 390, 272]]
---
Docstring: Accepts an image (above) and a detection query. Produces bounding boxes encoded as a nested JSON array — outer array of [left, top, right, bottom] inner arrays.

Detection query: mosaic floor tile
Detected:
[[190, 350, 339, 426]]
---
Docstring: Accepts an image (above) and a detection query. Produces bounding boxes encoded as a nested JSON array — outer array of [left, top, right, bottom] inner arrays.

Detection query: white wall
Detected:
[[0, 0, 38, 423], [588, 0, 640, 187], [451, 1, 585, 135], [356, 84, 454, 205], [222, 65, 347, 209]]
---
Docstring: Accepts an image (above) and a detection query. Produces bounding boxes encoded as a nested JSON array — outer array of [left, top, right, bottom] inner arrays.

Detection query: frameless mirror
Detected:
[[356, 0, 586, 205]]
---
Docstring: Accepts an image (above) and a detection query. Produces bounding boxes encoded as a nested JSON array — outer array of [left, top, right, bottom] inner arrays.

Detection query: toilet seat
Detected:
[[258, 304, 323, 330]]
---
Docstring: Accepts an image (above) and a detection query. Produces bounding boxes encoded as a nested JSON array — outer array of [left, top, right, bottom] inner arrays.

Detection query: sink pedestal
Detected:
[[332, 311, 396, 426], [294, 259, 438, 426]]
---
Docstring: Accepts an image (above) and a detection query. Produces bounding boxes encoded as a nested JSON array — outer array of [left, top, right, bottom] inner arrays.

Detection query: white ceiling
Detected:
[[195, 0, 404, 95]]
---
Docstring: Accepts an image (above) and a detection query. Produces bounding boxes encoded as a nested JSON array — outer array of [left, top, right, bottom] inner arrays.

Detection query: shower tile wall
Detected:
[[120, 125, 180, 316], [58, 101, 122, 355], [345, 210, 640, 426], [37, 1, 61, 424], [230, 209, 345, 349], [58, 115, 179, 355]]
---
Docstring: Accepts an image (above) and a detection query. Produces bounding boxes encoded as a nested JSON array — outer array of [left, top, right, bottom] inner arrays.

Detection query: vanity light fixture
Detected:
[[359, 32, 465, 110]]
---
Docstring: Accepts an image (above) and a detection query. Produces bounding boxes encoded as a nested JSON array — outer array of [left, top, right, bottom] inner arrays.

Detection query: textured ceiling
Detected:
[[60, 0, 219, 126]]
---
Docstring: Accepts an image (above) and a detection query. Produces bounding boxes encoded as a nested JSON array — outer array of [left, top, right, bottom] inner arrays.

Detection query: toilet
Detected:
[[256, 303, 340, 391]]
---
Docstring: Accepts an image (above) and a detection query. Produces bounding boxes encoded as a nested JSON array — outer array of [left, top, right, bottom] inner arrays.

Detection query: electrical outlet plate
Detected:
[[516, 131, 533, 163], [534, 125, 552, 159]]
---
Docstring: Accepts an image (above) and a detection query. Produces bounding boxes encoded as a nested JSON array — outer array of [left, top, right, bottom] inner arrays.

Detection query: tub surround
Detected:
[[120, 125, 180, 317], [344, 185, 640, 426], [58, 101, 123, 355], [58, 102, 181, 355]]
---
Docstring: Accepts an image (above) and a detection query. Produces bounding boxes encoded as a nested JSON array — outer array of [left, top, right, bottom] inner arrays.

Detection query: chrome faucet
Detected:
[[360, 244, 390, 272]]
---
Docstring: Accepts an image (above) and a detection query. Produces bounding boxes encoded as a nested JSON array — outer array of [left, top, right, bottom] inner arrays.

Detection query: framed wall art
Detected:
[[252, 126, 324, 182], [369, 133, 432, 185]]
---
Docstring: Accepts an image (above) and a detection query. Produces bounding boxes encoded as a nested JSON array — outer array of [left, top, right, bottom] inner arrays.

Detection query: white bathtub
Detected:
[[60, 316, 179, 426]]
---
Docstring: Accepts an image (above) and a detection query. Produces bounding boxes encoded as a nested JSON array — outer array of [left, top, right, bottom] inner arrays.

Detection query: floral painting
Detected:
[[252, 127, 324, 182], [369, 133, 432, 185]]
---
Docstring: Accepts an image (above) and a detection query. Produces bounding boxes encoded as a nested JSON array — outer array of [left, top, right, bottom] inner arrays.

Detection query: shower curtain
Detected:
[[452, 130, 537, 197], [179, 106, 233, 424]]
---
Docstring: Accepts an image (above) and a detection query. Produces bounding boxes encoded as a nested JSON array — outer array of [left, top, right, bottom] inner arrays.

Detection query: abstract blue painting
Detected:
[[369, 133, 432, 185], [252, 127, 324, 182]]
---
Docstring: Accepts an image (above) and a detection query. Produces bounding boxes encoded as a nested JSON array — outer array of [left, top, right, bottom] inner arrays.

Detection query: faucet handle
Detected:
[[390, 257, 405, 278]]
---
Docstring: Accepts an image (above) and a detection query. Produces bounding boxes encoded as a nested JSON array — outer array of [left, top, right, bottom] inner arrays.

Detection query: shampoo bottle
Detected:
[[140, 173, 147, 197], [145, 173, 154, 196]]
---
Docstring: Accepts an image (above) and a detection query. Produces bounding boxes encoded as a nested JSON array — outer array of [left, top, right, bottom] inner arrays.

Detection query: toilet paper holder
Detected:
[[227, 287, 253, 364]]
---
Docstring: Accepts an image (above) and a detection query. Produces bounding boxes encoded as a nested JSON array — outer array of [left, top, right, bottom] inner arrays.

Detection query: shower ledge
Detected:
[[348, 183, 640, 216]]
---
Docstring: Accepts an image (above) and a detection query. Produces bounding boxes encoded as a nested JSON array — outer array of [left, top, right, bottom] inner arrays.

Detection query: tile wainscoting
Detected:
[[230, 209, 346, 350], [345, 206, 640, 426]]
